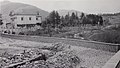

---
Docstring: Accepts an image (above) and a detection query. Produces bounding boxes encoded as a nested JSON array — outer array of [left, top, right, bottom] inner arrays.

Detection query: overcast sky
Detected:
[[0, 0, 120, 14]]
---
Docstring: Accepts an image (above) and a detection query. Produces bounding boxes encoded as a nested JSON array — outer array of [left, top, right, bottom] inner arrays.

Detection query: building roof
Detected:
[[10, 13, 42, 17]]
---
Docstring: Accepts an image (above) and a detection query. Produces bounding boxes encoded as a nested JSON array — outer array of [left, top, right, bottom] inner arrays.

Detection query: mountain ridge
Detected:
[[57, 9, 84, 16]]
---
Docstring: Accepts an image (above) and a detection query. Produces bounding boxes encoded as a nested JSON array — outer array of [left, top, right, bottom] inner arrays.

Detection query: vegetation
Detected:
[[84, 14, 103, 25], [89, 29, 120, 44], [0, 14, 3, 25], [0, 20, 3, 25], [19, 32, 25, 35], [102, 12, 120, 25], [39, 11, 104, 37], [41, 11, 103, 28]]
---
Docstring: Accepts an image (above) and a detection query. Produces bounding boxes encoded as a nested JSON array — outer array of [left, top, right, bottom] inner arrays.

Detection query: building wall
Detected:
[[13, 15, 41, 25]]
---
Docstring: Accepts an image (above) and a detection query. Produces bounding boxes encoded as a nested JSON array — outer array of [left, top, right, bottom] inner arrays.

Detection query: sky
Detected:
[[0, 0, 120, 14]]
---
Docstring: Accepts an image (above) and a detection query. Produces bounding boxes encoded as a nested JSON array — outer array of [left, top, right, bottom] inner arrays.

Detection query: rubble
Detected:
[[0, 42, 80, 68], [0, 39, 114, 68], [16, 50, 81, 68]]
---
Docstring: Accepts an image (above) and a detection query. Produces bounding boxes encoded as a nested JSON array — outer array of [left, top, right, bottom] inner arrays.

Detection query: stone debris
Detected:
[[0, 48, 46, 67], [0, 42, 81, 68], [0, 37, 115, 68], [17, 50, 81, 68]]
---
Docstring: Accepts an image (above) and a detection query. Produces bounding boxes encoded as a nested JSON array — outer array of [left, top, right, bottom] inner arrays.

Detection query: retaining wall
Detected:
[[102, 50, 120, 68], [0, 34, 120, 52]]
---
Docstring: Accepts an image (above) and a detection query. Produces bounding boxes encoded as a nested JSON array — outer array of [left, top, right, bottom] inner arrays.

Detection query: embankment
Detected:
[[0, 33, 120, 52]]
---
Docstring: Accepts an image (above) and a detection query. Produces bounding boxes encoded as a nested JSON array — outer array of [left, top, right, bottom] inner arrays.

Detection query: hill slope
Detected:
[[102, 13, 120, 24], [0, 1, 49, 21]]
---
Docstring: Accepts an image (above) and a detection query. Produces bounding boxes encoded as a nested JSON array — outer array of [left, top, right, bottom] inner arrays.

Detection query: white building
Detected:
[[1, 12, 42, 34], [10, 12, 42, 28]]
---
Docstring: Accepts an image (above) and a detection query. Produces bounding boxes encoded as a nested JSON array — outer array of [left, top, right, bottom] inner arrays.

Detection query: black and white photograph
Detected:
[[0, 0, 120, 68]]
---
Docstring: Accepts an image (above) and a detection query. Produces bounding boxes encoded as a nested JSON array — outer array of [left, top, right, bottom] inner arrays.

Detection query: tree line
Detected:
[[41, 11, 103, 29]]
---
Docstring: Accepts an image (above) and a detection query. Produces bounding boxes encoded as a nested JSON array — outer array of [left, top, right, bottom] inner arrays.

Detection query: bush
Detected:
[[12, 32, 15, 34], [19, 32, 25, 35], [4, 31, 7, 33]]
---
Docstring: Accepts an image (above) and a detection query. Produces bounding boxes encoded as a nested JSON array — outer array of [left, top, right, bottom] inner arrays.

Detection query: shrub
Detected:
[[19, 32, 25, 35], [12, 32, 15, 34], [4, 31, 7, 33]]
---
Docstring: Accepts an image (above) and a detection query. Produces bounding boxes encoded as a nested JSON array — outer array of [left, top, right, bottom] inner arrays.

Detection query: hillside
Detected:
[[89, 23, 120, 44], [102, 13, 120, 24], [0, 1, 49, 21], [57, 9, 84, 16]]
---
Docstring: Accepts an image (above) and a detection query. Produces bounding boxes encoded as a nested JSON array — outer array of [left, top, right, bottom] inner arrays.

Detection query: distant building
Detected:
[[9, 12, 42, 28], [1, 11, 42, 34]]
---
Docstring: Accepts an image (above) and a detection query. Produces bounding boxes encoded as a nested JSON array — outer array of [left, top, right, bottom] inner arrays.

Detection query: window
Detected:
[[36, 18, 38, 20], [21, 17, 23, 21], [29, 17, 31, 20]]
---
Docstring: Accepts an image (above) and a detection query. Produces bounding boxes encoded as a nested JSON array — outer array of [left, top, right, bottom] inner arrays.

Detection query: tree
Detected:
[[98, 16, 103, 25], [46, 11, 61, 28], [41, 11, 61, 36], [55, 11, 61, 27], [71, 12, 76, 19], [60, 16, 65, 27], [80, 12, 85, 20], [81, 14, 103, 26], [0, 14, 3, 25], [0, 20, 3, 25], [70, 12, 76, 26], [41, 18, 51, 29], [75, 12, 79, 26], [48, 11, 56, 28], [64, 13, 70, 26]]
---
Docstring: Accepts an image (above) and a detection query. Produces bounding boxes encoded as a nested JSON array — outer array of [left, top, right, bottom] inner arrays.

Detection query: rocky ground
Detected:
[[0, 37, 115, 68]]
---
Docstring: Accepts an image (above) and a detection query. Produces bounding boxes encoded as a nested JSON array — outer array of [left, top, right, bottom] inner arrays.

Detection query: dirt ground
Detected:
[[0, 37, 115, 68]]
